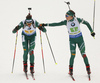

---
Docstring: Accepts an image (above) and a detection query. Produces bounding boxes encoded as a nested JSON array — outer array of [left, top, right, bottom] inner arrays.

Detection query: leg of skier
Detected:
[[69, 41, 76, 75], [29, 36, 35, 73], [22, 35, 28, 72], [78, 38, 91, 74]]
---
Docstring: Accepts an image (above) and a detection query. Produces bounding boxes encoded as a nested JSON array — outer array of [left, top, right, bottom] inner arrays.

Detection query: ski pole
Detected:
[[45, 32, 57, 65], [39, 31, 46, 73], [11, 31, 18, 73], [92, 0, 96, 39], [64, 1, 71, 10], [93, 0, 96, 31]]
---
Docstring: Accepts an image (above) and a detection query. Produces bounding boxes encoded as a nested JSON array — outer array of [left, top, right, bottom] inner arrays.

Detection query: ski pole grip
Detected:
[[28, 8, 32, 10]]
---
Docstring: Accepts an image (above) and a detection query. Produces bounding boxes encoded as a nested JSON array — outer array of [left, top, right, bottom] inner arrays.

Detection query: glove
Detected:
[[38, 26, 43, 31], [91, 32, 95, 37], [12, 25, 19, 33], [38, 25, 47, 32], [40, 23, 47, 27]]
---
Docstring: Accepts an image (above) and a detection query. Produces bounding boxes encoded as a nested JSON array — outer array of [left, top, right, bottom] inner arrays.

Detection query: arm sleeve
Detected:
[[12, 21, 24, 33], [42, 27, 47, 32], [35, 20, 39, 27], [77, 18, 93, 33], [47, 20, 67, 27], [35, 20, 47, 32]]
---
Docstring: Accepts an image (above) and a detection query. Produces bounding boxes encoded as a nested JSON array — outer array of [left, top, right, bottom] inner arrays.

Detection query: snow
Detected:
[[0, 0, 100, 83]]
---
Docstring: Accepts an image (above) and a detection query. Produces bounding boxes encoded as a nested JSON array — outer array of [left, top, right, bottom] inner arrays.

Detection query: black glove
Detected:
[[14, 25, 19, 31], [91, 32, 95, 37], [41, 23, 47, 27], [38, 26, 43, 31]]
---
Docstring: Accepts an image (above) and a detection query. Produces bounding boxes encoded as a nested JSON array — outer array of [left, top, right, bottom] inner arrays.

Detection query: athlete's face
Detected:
[[65, 14, 73, 21], [26, 22, 32, 27]]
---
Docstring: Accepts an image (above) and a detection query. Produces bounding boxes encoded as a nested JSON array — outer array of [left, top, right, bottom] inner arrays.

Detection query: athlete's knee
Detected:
[[29, 50, 34, 55], [82, 54, 87, 58]]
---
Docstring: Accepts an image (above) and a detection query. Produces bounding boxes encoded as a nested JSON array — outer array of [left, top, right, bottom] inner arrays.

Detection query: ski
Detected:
[[88, 74, 91, 81], [69, 74, 75, 81], [31, 73, 35, 80], [24, 72, 35, 80], [25, 72, 29, 80]]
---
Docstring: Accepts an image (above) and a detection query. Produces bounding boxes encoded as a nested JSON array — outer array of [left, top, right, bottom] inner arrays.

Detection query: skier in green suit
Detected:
[[40, 10, 95, 75], [12, 13, 46, 74]]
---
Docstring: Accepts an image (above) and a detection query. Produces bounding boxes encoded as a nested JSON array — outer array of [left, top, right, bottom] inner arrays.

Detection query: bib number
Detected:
[[70, 27, 78, 32]]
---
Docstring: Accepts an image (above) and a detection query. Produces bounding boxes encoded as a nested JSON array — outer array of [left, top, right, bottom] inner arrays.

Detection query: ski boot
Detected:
[[30, 63, 34, 74], [68, 65, 73, 75], [23, 61, 27, 73], [86, 64, 91, 74], [30, 63, 35, 80]]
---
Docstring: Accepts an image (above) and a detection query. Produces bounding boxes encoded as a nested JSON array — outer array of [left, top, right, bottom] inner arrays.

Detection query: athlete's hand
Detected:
[[91, 32, 95, 37], [40, 23, 47, 27], [38, 26, 43, 31]]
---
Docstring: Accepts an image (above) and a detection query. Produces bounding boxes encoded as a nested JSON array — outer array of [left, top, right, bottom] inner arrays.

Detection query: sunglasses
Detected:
[[26, 22, 32, 25], [66, 15, 69, 17]]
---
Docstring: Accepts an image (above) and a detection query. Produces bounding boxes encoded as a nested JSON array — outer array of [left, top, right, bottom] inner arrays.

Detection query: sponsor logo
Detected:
[[71, 22, 75, 27]]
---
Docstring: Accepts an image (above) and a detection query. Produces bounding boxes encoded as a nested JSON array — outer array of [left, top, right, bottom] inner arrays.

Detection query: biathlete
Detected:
[[12, 13, 46, 74], [40, 10, 95, 75]]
